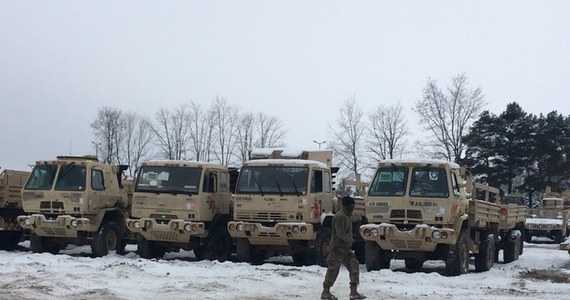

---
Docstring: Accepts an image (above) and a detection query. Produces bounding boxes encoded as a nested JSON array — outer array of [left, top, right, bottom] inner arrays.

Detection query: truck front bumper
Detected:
[[126, 218, 205, 243], [360, 223, 457, 251], [227, 221, 316, 246], [17, 214, 93, 238]]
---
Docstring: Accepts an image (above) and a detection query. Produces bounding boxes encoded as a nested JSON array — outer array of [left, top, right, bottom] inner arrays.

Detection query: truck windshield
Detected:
[[368, 167, 407, 196], [25, 165, 57, 190], [236, 166, 308, 195], [135, 166, 201, 195], [55, 165, 87, 191], [410, 167, 449, 198]]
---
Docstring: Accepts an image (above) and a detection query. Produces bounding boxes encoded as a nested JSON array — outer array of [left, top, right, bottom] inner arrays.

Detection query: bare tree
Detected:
[[367, 102, 409, 162], [414, 73, 485, 162], [122, 113, 154, 177], [90, 107, 124, 164], [210, 97, 239, 166], [187, 101, 215, 162], [330, 97, 367, 179], [151, 105, 191, 160], [255, 112, 287, 148], [235, 112, 256, 163]]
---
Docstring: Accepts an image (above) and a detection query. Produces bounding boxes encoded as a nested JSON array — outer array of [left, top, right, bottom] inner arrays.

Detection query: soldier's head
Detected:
[[342, 196, 355, 215]]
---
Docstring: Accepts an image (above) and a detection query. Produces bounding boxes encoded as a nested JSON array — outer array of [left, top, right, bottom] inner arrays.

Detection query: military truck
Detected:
[[360, 159, 527, 276], [17, 155, 133, 257], [227, 149, 354, 266], [125, 160, 234, 261], [0, 169, 30, 250], [525, 189, 570, 243]]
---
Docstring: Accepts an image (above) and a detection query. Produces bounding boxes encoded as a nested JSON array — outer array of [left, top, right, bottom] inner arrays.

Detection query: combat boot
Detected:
[[349, 283, 366, 300], [320, 284, 338, 300]]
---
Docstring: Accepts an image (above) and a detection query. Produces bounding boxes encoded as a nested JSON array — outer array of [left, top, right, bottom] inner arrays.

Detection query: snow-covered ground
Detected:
[[1, 242, 569, 300]]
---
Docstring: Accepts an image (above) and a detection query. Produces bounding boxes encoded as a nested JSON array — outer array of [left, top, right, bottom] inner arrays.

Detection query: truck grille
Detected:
[[41, 228, 67, 236], [390, 209, 423, 219], [150, 231, 179, 241], [236, 211, 287, 221], [39, 201, 65, 213], [390, 239, 423, 249]]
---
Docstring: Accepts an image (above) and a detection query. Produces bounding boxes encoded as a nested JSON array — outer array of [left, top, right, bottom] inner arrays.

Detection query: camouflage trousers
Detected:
[[323, 247, 359, 287]]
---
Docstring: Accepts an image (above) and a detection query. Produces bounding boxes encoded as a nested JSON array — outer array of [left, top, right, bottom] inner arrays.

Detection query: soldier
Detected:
[[321, 196, 366, 300]]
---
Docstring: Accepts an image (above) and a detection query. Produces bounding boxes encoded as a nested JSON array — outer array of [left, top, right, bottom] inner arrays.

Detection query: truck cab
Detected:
[[17, 155, 132, 256], [125, 160, 233, 261], [0, 169, 30, 250], [360, 159, 525, 275], [227, 149, 336, 266]]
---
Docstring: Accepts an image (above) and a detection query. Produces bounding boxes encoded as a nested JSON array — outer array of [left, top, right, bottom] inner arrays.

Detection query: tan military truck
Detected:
[[0, 169, 30, 250], [360, 159, 527, 276], [227, 149, 346, 266], [125, 160, 234, 261], [525, 189, 570, 243], [17, 155, 132, 257]]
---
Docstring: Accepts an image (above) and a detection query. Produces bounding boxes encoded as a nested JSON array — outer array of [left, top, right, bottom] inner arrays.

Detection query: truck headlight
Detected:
[[237, 223, 244, 232], [134, 221, 141, 229], [70, 219, 78, 228], [24, 218, 31, 226], [184, 224, 192, 232], [432, 230, 441, 240], [371, 229, 378, 237]]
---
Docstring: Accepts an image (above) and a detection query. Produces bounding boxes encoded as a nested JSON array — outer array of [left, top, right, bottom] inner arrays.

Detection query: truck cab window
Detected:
[[203, 170, 217, 193], [91, 169, 105, 190], [311, 170, 323, 193]]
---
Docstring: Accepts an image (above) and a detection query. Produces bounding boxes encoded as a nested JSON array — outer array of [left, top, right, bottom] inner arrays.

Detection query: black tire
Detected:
[[446, 231, 469, 276], [292, 251, 315, 266], [91, 222, 122, 257], [353, 240, 366, 264], [236, 238, 252, 262], [315, 227, 332, 267], [365, 241, 390, 271], [552, 231, 563, 244], [404, 258, 424, 270], [518, 230, 524, 255], [524, 230, 532, 243], [30, 233, 43, 253], [31, 233, 61, 254], [205, 226, 233, 262], [475, 234, 495, 272], [137, 236, 165, 259], [503, 232, 520, 263], [0, 231, 22, 250]]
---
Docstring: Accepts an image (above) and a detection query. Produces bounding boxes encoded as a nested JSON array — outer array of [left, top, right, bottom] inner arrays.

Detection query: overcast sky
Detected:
[[1, 1, 570, 171]]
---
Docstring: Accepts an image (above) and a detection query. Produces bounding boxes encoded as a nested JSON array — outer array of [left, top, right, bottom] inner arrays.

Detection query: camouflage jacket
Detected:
[[330, 206, 354, 250]]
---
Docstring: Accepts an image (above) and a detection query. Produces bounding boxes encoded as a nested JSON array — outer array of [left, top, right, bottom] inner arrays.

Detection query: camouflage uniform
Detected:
[[321, 196, 365, 299], [323, 206, 359, 287]]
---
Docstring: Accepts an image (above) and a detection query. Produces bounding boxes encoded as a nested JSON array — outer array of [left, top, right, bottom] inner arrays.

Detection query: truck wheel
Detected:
[[31, 233, 61, 254], [292, 251, 314, 266], [474, 234, 495, 272], [552, 231, 563, 244], [137, 236, 165, 259], [353, 240, 366, 264], [205, 226, 232, 262], [365, 241, 390, 271], [446, 231, 469, 276], [236, 238, 252, 262], [91, 221, 122, 257], [315, 227, 332, 267], [404, 258, 424, 270], [503, 232, 520, 263], [0, 231, 21, 250], [524, 230, 532, 243]]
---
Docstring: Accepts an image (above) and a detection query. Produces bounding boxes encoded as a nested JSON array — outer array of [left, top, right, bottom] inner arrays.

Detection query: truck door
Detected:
[[202, 169, 218, 214]]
